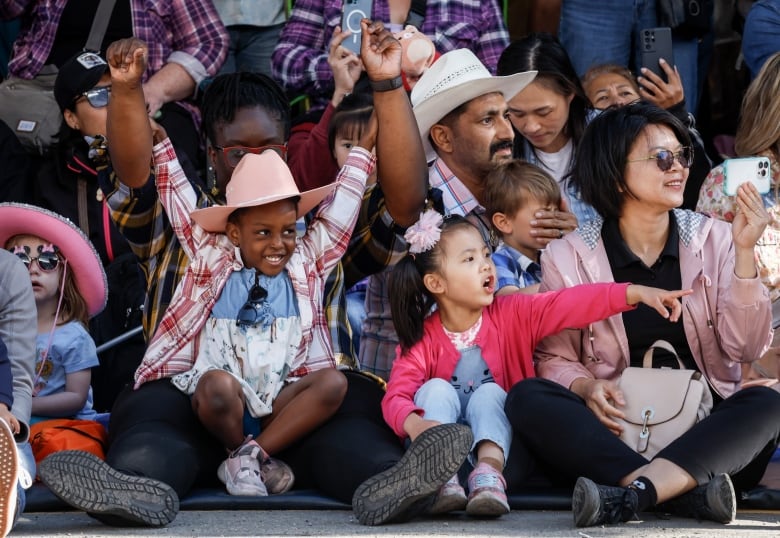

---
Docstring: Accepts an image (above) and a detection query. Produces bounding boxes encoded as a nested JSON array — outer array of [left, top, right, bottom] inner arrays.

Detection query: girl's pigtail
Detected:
[[389, 254, 434, 352]]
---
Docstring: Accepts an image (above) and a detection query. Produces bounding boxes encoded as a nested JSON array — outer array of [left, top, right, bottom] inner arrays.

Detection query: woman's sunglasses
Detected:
[[236, 273, 269, 328], [627, 146, 694, 172], [14, 250, 61, 272], [75, 85, 111, 108]]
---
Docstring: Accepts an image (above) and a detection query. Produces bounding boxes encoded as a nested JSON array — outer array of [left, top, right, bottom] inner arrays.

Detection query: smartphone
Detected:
[[341, 0, 373, 55], [640, 27, 675, 82], [722, 157, 772, 196]]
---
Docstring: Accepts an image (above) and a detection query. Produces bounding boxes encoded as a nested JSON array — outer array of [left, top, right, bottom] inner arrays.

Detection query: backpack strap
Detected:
[[404, 0, 427, 29], [84, 0, 119, 52]]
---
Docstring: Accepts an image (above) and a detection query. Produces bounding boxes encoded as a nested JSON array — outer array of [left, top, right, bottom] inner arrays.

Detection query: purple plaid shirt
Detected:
[[3, 0, 227, 124], [272, 0, 509, 107]]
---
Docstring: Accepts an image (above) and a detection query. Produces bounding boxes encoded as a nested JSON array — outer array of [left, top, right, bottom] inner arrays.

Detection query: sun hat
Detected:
[[0, 203, 107, 317], [411, 49, 537, 161], [54, 51, 108, 112], [191, 151, 336, 232]]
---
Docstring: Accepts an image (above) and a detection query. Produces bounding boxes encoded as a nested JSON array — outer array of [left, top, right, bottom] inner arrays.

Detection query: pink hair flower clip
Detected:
[[404, 209, 444, 254]]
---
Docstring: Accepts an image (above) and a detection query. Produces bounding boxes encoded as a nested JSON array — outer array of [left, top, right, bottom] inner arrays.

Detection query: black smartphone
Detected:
[[640, 27, 675, 82], [341, 0, 373, 55]]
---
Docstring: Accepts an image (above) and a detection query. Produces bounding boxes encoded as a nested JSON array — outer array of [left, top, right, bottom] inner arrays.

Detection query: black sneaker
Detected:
[[572, 476, 640, 527], [352, 423, 473, 526], [38, 450, 179, 527], [656, 473, 736, 524]]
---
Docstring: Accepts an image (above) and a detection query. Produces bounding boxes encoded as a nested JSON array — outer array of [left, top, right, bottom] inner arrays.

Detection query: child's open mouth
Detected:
[[483, 275, 495, 293]]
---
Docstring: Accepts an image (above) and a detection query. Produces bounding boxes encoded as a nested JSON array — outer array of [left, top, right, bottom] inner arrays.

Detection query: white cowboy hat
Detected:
[[191, 152, 335, 232], [411, 49, 537, 161]]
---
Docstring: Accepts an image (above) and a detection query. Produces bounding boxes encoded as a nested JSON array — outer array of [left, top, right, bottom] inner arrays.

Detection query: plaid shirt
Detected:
[[360, 158, 492, 379], [3, 0, 227, 126], [493, 244, 542, 290], [272, 0, 509, 108], [134, 141, 374, 387]]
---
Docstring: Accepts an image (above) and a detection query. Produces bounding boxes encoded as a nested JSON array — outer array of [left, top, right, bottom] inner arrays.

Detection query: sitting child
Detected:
[[118, 45, 379, 493], [484, 160, 562, 295], [0, 204, 106, 424], [366, 211, 691, 523]]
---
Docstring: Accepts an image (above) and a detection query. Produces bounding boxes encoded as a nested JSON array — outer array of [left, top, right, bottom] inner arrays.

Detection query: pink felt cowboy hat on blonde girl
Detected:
[[190, 151, 337, 232], [0, 203, 107, 317]]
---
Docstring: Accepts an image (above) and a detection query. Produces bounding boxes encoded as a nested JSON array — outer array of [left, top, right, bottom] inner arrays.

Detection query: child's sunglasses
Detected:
[[627, 146, 693, 172], [236, 274, 269, 328], [14, 250, 61, 272], [74, 86, 111, 108]]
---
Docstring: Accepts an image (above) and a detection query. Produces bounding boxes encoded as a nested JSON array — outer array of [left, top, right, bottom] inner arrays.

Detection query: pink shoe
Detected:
[[429, 474, 467, 514], [217, 438, 267, 496], [466, 462, 509, 517], [261, 457, 295, 495]]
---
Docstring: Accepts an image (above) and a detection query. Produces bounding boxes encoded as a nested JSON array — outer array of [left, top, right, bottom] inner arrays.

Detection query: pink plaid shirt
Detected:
[[134, 140, 374, 388]]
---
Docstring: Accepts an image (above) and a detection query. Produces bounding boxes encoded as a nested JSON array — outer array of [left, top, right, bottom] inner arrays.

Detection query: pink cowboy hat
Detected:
[[0, 203, 107, 317], [191, 151, 336, 232]]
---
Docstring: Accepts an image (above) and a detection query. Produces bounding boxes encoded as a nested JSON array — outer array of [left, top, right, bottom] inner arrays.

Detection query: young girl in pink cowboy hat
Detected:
[[131, 118, 377, 496], [0, 203, 107, 425]]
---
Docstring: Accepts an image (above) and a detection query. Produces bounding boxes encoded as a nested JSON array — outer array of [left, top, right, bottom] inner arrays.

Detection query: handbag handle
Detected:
[[642, 339, 686, 369]]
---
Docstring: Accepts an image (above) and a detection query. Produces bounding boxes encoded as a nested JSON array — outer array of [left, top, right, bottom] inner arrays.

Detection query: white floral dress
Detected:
[[171, 269, 301, 418]]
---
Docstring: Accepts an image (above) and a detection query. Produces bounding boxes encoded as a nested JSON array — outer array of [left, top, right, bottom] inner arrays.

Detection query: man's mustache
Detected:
[[490, 141, 513, 157]]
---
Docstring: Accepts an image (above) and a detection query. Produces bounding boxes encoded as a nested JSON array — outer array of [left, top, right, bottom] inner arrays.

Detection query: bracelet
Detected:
[[369, 76, 403, 92]]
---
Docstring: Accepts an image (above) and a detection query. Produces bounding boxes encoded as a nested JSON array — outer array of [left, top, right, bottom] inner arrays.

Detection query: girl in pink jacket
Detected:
[[381, 210, 690, 520]]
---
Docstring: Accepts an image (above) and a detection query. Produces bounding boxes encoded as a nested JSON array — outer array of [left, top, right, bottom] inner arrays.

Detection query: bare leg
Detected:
[[619, 458, 697, 503], [476, 440, 505, 471], [191, 370, 245, 450], [258, 369, 347, 454]]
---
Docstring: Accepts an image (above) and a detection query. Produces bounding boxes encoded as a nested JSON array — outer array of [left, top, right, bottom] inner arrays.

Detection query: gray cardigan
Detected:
[[0, 249, 36, 441]]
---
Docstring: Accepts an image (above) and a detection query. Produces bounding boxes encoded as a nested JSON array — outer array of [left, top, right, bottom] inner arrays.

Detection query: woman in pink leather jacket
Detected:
[[504, 102, 780, 529]]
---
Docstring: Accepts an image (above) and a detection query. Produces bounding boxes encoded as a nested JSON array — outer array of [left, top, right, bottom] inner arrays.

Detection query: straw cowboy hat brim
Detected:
[[0, 203, 107, 317], [190, 151, 336, 232], [411, 49, 537, 162]]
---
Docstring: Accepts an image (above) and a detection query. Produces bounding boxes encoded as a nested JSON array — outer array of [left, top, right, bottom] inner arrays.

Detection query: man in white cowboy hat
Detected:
[[360, 49, 536, 379]]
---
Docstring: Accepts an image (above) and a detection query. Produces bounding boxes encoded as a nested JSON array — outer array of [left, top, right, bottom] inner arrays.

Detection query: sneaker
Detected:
[[465, 462, 509, 517], [261, 457, 294, 495], [656, 473, 736, 524], [429, 474, 467, 514], [572, 476, 640, 528], [38, 450, 179, 527], [217, 438, 268, 496], [352, 423, 473, 526], [0, 418, 18, 538]]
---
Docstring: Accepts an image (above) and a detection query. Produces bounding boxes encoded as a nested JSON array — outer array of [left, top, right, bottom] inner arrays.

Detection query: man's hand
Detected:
[[359, 19, 402, 82], [106, 38, 147, 90], [529, 198, 578, 247]]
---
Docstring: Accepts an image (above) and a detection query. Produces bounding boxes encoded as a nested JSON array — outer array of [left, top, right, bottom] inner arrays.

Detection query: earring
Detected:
[[207, 165, 219, 197]]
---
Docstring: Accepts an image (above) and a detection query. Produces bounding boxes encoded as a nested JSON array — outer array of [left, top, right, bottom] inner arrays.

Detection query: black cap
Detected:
[[54, 51, 108, 111]]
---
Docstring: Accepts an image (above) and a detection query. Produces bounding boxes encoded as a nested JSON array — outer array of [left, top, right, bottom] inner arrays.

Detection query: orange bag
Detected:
[[30, 418, 107, 464]]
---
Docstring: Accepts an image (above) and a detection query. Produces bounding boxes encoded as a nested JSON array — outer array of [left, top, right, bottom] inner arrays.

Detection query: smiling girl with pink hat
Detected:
[[0, 203, 107, 424]]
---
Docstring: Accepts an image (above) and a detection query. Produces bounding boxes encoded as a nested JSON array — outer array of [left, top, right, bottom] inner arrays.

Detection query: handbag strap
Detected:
[[642, 339, 685, 369], [84, 0, 119, 52]]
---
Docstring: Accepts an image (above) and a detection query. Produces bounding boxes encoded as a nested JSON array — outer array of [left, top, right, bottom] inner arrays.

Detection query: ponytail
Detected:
[[389, 254, 436, 352]]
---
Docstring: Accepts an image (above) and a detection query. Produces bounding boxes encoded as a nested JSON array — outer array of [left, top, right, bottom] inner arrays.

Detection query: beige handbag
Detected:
[[616, 340, 713, 459]]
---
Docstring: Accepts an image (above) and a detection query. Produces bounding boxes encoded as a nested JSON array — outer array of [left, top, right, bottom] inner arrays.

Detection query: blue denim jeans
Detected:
[[219, 24, 285, 79], [742, 0, 780, 79], [414, 378, 512, 466], [13, 441, 34, 527], [559, 0, 707, 114]]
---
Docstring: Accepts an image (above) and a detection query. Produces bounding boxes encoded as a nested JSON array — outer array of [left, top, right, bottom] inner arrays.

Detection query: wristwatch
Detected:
[[369, 76, 403, 92]]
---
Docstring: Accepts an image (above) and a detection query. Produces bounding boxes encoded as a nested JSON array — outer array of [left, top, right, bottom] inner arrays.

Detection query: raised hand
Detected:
[[106, 38, 147, 89], [626, 285, 693, 322], [637, 59, 684, 110], [359, 19, 402, 83], [732, 182, 770, 250], [328, 26, 363, 105]]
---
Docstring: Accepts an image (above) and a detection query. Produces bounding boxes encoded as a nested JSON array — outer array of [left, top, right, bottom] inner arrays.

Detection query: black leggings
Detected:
[[106, 371, 404, 502], [505, 378, 780, 493]]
